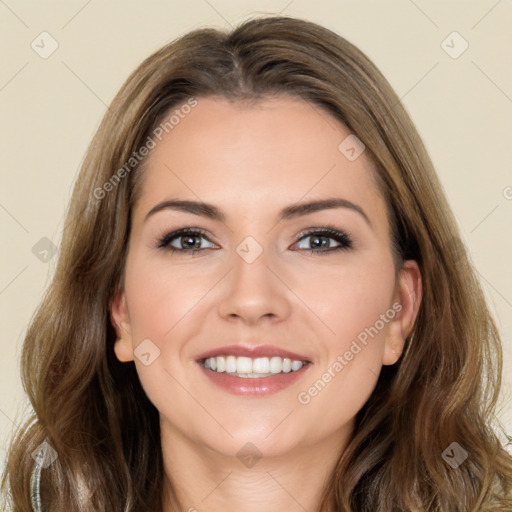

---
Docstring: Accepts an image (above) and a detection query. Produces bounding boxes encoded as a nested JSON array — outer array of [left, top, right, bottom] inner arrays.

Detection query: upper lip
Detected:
[[196, 344, 311, 362]]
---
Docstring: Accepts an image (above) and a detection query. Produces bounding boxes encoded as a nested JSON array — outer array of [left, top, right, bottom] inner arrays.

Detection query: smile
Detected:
[[201, 355, 308, 378], [195, 344, 312, 396]]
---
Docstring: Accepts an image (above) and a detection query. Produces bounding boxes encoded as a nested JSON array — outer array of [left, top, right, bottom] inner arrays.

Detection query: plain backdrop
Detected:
[[1, 0, 511, 471]]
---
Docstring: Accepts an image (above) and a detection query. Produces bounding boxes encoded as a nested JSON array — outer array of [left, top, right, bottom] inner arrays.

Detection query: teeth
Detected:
[[225, 355, 237, 373], [269, 356, 282, 374], [253, 357, 270, 373], [291, 360, 303, 371], [201, 355, 307, 376], [236, 356, 252, 373], [216, 356, 226, 372]]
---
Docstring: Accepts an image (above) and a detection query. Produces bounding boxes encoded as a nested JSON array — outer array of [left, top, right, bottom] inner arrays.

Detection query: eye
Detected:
[[292, 227, 353, 255], [156, 228, 216, 254], [155, 226, 353, 256]]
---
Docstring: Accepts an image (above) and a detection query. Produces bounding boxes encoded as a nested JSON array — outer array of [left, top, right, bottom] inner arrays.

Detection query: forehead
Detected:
[[133, 95, 386, 227]]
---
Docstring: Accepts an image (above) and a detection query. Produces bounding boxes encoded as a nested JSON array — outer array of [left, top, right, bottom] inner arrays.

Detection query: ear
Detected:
[[382, 260, 422, 365], [109, 288, 134, 363]]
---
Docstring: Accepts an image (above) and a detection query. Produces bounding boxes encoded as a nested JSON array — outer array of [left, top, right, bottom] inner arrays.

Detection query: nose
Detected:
[[217, 243, 291, 326]]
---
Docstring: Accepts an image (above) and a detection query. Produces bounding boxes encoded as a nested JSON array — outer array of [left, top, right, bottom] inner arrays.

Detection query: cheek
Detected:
[[293, 255, 396, 413], [294, 251, 396, 350], [296, 349, 382, 435], [123, 253, 209, 342], [122, 251, 224, 395], [122, 253, 207, 418]]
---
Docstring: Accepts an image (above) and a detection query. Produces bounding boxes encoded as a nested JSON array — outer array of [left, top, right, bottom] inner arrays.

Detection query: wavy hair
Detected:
[[2, 14, 511, 512]]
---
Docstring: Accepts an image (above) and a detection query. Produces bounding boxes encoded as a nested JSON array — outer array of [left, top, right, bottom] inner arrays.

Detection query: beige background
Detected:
[[1, 0, 511, 472]]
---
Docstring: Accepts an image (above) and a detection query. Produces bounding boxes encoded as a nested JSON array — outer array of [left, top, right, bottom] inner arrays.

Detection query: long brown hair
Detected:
[[2, 14, 511, 512]]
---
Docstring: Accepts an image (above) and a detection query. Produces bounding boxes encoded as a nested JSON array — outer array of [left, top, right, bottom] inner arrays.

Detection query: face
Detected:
[[111, 96, 421, 459]]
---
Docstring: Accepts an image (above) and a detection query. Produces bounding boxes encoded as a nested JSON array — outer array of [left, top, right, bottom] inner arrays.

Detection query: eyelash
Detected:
[[155, 225, 354, 256]]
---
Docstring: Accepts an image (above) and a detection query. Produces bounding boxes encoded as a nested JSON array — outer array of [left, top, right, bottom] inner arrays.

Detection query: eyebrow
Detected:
[[144, 197, 372, 227]]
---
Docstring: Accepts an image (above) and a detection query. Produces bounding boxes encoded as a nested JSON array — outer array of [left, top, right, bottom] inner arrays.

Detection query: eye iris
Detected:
[[182, 235, 201, 249], [310, 235, 330, 249]]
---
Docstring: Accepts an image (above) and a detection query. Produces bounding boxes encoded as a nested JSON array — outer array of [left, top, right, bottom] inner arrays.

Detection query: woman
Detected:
[[2, 14, 511, 512]]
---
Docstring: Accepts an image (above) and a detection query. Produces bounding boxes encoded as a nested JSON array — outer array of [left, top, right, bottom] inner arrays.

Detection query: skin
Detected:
[[110, 96, 422, 512]]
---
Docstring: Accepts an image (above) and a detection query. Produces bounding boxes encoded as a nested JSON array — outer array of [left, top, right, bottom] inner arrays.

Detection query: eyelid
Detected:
[[294, 225, 350, 241]]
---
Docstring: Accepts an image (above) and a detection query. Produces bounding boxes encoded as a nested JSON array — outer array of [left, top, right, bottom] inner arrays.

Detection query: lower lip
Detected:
[[197, 362, 311, 396]]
